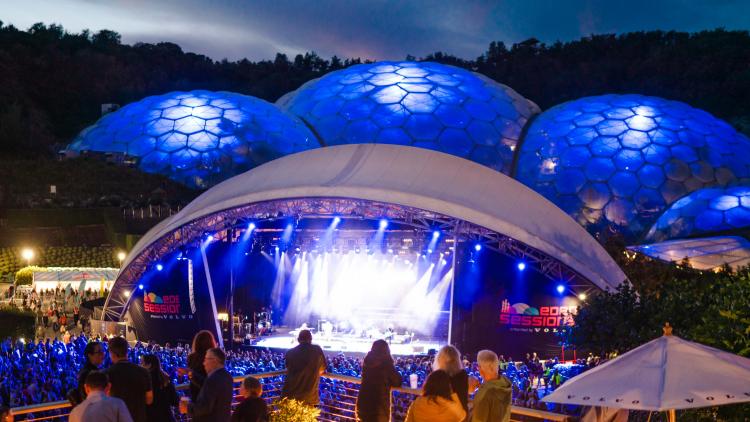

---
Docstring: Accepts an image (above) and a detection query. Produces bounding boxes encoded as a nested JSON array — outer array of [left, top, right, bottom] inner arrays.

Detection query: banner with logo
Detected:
[[452, 246, 583, 359], [128, 258, 210, 344]]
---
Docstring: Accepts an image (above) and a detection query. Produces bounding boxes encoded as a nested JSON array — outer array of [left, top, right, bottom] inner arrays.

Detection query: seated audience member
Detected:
[[405, 370, 466, 422], [69, 371, 133, 422], [231, 376, 269, 422]]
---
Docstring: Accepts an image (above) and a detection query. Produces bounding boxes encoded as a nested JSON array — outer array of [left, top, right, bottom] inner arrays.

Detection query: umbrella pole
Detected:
[[667, 409, 676, 422]]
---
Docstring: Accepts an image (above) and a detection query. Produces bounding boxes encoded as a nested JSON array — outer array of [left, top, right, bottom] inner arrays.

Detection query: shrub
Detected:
[[0, 307, 35, 339], [14, 266, 45, 286], [270, 398, 320, 422]]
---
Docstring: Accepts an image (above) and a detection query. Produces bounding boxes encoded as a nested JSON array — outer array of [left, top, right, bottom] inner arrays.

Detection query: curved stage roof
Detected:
[[110, 144, 625, 320]]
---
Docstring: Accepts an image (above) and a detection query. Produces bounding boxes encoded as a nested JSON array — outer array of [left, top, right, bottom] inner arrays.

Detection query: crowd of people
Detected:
[[0, 328, 597, 421], [3, 286, 109, 339]]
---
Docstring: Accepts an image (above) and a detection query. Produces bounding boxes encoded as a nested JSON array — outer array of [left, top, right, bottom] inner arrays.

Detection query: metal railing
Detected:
[[10, 371, 572, 422]]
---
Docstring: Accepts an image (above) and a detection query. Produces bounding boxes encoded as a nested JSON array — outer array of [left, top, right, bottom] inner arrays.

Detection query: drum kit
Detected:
[[241, 310, 273, 337]]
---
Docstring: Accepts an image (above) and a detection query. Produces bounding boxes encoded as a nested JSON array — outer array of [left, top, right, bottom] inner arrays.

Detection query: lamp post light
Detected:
[[21, 248, 34, 267], [117, 251, 126, 266]]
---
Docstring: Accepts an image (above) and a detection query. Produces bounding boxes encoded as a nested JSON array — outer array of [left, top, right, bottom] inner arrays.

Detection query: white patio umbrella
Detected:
[[542, 324, 750, 420]]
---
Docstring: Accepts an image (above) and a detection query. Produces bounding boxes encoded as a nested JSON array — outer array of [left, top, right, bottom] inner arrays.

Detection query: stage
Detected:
[[252, 328, 443, 355]]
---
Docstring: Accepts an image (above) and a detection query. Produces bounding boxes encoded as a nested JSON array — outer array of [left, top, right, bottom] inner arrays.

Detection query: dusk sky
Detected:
[[4, 0, 750, 61]]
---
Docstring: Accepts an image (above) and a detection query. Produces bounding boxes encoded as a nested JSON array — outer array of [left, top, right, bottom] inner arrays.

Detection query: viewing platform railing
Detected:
[[9, 370, 572, 422]]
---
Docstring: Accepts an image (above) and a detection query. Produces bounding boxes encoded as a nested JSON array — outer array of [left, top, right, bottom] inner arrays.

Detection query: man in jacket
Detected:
[[282, 329, 326, 406], [472, 350, 512, 422], [106, 337, 152, 422], [181, 347, 234, 422]]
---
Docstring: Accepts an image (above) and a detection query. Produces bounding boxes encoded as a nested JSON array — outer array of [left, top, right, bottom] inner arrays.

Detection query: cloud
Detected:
[[3, 0, 750, 61]]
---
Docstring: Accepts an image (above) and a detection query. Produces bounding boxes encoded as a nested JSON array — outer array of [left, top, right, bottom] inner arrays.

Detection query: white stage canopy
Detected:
[[120, 144, 625, 292]]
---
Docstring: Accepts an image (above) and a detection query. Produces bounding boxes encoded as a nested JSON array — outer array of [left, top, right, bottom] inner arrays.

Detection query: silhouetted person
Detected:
[[281, 329, 326, 406], [72, 341, 104, 405], [357, 340, 402, 422], [184, 330, 217, 400], [106, 336, 153, 422], [141, 354, 179, 422]]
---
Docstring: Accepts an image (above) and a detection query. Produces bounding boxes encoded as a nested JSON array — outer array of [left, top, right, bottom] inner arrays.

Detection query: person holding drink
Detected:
[[179, 348, 233, 422]]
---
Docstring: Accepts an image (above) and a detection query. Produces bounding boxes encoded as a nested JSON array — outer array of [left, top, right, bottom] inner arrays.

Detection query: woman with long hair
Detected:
[[432, 345, 478, 421], [356, 340, 402, 422], [142, 354, 179, 422], [404, 370, 466, 422], [185, 330, 216, 400]]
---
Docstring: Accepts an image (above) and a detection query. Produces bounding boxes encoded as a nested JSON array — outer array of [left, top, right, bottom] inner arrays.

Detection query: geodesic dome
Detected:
[[66, 90, 318, 188], [515, 94, 750, 240], [645, 186, 750, 242], [277, 61, 540, 174]]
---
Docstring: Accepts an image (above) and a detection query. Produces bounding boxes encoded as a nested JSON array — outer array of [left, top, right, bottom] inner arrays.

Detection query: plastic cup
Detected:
[[179, 396, 190, 414], [409, 373, 418, 389]]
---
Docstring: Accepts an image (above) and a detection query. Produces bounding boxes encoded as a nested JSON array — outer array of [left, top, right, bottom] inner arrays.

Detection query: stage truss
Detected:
[[104, 197, 592, 321]]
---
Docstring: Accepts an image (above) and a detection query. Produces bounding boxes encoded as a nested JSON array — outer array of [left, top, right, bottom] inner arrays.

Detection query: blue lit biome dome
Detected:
[[277, 61, 540, 174], [645, 186, 750, 242], [515, 94, 750, 240], [66, 90, 318, 188]]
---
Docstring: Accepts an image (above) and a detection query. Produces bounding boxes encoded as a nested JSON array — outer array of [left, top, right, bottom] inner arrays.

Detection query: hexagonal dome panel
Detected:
[[515, 94, 750, 240], [277, 61, 540, 174], [66, 90, 318, 188], [645, 186, 750, 242]]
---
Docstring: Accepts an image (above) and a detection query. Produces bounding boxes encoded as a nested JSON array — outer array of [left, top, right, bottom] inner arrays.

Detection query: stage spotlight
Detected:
[[248, 222, 256, 230], [275, 246, 280, 252], [286, 223, 293, 230], [206, 234, 214, 242], [578, 293, 587, 301], [556, 284, 565, 294], [427, 249, 433, 254], [432, 230, 440, 238], [442, 259, 448, 265], [517, 262, 526, 271], [155, 263, 163, 271], [138, 284, 144, 290], [474, 244, 482, 252], [388, 249, 394, 254], [333, 216, 341, 225], [379, 219, 388, 229]]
